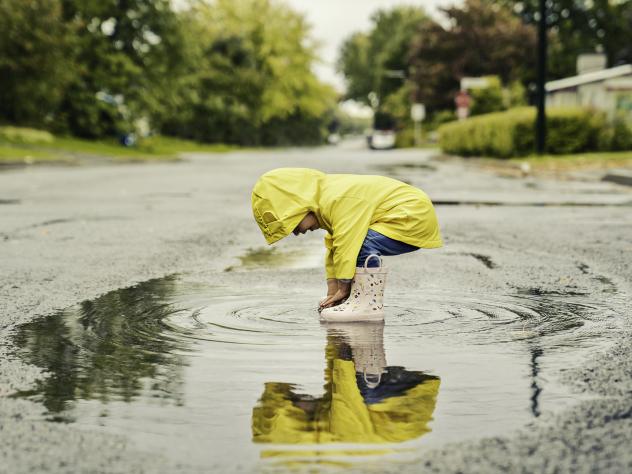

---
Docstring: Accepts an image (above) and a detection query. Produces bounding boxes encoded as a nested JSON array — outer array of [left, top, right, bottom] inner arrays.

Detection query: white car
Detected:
[[369, 130, 396, 150]]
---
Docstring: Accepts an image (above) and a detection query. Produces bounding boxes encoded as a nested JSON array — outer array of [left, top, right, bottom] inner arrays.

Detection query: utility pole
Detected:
[[536, 0, 547, 154]]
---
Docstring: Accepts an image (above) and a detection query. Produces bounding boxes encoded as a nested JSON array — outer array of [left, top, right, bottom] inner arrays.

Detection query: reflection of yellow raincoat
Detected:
[[252, 342, 440, 444], [251, 168, 442, 279]]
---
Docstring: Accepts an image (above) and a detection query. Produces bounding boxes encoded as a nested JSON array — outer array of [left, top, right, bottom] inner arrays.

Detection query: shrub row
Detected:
[[438, 107, 632, 158], [0, 126, 54, 144]]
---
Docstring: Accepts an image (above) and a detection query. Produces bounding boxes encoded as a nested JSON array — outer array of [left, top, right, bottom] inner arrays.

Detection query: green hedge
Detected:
[[0, 126, 54, 144], [437, 107, 631, 158]]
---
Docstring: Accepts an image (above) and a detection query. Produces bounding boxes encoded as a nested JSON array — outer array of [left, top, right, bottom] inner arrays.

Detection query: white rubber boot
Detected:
[[319, 254, 387, 322]]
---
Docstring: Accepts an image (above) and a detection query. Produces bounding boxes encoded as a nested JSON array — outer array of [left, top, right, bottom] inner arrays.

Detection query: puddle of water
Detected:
[[10, 276, 625, 471], [225, 246, 323, 272]]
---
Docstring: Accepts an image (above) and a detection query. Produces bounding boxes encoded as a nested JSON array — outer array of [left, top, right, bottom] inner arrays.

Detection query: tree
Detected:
[[0, 0, 73, 127], [56, 0, 185, 137], [337, 6, 430, 106], [469, 77, 505, 116], [408, 0, 537, 114], [500, 0, 632, 79], [160, 0, 335, 145], [0, 0, 334, 145]]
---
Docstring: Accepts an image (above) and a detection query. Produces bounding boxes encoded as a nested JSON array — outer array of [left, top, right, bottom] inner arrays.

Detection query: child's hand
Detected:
[[318, 279, 339, 308], [319, 281, 351, 310]]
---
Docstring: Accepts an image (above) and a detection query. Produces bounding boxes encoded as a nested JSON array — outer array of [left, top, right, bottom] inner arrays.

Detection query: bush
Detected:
[[438, 107, 610, 158], [395, 127, 416, 148], [0, 126, 54, 144], [598, 113, 632, 151], [426, 110, 457, 131], [470, 77, 504, 116]]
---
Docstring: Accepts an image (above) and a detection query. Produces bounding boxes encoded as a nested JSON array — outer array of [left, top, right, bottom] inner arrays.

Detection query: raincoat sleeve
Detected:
[[324, 233, 335, 279], [329, 197, 374, 280]]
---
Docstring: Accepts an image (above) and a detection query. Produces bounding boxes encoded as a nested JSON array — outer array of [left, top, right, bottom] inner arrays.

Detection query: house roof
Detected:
[[546, 64, 632, 92]]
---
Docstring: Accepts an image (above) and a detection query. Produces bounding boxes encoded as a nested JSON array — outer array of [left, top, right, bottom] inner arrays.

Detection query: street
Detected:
[[1, 144, 631, 473]]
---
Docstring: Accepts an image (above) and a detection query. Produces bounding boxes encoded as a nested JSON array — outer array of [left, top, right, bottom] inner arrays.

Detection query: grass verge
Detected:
[[0, 126, 239, 165], [438, 150, 632, 178], [511, 151, 632, 171]]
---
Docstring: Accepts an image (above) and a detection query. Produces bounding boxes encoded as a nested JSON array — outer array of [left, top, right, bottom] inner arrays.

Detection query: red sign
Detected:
[[455, 90, 471, 109]]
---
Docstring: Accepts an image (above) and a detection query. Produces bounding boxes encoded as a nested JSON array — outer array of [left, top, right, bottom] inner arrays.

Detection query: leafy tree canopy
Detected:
[[499, 0, 632, 79], [408, 0, 537, 113], [0, 0, 334, 145], [337, 6, 429, 106]]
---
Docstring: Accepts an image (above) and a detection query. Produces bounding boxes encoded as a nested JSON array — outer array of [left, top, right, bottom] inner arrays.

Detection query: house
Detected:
[[546, 54, 632, 118]]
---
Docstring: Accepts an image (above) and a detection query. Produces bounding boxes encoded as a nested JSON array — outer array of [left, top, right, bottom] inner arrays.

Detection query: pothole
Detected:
[[9, 275, 625, 470]]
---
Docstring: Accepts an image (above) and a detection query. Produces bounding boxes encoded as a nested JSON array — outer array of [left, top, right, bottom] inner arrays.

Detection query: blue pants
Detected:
[[356, 229, 419, 267]]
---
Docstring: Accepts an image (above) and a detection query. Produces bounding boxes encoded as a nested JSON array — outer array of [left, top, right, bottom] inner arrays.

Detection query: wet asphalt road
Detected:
[[1, 142, 631, 473]]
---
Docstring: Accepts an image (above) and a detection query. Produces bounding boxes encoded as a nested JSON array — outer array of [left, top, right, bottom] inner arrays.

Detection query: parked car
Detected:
[[369, 129, 396, 149], [368, 111, 396, 150]]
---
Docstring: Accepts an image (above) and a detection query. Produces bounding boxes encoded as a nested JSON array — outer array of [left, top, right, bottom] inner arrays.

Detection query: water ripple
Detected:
[[157, 288, 622, 350]]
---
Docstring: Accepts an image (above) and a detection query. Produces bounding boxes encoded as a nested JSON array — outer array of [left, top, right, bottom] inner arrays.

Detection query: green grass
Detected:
[[0, 144, 65, 163], [0, 126, 240, 164], [511, 151, 632, 170], [463, 150, 632, 177]]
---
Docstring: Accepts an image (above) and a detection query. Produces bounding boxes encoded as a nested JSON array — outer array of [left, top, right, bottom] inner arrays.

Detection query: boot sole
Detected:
[[319, 311, 384, 323]]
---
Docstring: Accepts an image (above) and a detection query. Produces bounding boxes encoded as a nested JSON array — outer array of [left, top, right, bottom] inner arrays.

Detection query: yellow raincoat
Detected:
[[251, 338, 440, 446], [251, 168, 442, 279]]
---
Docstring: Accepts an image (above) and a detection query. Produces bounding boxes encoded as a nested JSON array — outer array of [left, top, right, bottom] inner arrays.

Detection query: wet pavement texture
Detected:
[[9, 273, 627, 471], [1, 142, 631, 473]]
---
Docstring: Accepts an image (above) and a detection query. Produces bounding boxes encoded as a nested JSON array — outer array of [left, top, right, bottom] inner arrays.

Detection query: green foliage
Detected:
[[438, 107, 611, 158], [381, 83, 415, 126], [333, 108, 372, 136], [409, 0, 537, 114], [0, 145, 61, 163], [159, 0, 335, 145], [337, 33, 372, 104], [56, 0, 185, 138], [610, 117, 632, 151], [597, 114, 632, 151], [0, 0, 333, 146], [0, 126, 54, 144], [0, 126, 237, 164], [506, 81, 527, 108], [426, 110, 457, 131], [470, 77, 505, 116], [500, 0, 632, 79], [0, 0, 73, 127], [394, 127, 436, 148], [337, 6, 429, 106]]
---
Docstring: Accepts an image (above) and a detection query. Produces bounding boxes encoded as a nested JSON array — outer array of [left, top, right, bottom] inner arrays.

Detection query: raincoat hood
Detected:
[[251, 168, 325, 244]]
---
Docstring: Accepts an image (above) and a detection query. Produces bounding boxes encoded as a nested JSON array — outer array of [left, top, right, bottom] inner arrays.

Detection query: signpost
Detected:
[[455, 90, 471, 121], [411, 103, 426, 147], [536, 0, 547, 154]]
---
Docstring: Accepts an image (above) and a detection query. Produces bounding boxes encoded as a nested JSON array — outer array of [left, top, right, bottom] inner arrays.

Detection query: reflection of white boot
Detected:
[[326, 322, 386, 388], [320, 255, 387, 322]]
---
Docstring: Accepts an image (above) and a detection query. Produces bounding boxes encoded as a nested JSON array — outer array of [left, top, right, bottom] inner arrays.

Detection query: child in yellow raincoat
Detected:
[[251, 168, 442, 322]]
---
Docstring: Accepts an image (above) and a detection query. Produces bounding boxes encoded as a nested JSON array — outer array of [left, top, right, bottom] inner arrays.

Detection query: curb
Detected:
[[602, 169, 632, 187]]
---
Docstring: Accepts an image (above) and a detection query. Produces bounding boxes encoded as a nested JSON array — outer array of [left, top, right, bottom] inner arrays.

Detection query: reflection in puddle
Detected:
[[225, 246, 323, 271], [253, 322, 440, 451], [12, 277, 187, 419], [10, 275, 625, 471]]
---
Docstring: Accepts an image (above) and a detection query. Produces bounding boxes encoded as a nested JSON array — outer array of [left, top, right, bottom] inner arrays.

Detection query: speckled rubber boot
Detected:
[[319, 255, 387, 322]]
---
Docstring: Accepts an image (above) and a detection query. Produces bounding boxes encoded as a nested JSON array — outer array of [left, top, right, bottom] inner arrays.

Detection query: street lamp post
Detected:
[[536, 0, 547, 154]]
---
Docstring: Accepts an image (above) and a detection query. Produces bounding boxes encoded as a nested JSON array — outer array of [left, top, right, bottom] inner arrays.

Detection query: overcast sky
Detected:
[[284, 0, 462, 91]]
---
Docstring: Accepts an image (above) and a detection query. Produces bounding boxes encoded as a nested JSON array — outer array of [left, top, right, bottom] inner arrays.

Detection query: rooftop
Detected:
[[546, 64, 632, 92]]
